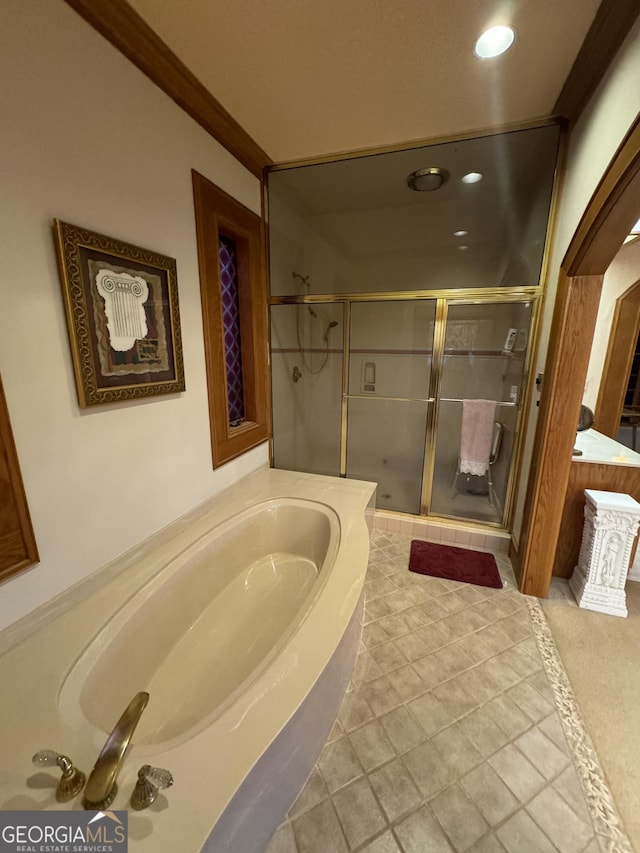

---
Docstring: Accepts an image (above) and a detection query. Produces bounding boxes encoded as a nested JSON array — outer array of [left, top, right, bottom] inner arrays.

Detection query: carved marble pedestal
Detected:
[[569, 490, 640, 617]]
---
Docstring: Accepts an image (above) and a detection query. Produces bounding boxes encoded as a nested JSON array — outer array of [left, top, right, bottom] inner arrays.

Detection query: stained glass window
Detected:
[[218, 234, 245, 425]]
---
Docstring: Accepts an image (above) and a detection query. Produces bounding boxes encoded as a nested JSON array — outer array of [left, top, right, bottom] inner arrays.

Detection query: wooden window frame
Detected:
[[0, 375, 39, 582], [192, 170, 270, 467]]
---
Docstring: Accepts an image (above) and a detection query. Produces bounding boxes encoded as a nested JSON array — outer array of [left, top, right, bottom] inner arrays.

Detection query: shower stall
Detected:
[[267, 124, 561, 527]]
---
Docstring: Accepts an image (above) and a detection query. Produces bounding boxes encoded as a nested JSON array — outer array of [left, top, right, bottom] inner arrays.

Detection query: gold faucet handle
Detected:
[[32, 750, 86, 802], [130, 764, 174, 810]]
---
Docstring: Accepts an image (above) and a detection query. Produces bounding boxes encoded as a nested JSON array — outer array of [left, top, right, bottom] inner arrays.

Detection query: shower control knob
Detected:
[[130, 764, 174, 810], [32, 750, 86, 802]]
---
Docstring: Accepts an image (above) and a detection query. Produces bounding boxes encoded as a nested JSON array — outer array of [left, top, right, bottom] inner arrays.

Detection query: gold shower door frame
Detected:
[[270, 286, 541, 529]]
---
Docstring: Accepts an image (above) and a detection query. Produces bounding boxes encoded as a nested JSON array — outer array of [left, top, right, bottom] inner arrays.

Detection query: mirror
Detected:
[[586, 231, 640, 447]]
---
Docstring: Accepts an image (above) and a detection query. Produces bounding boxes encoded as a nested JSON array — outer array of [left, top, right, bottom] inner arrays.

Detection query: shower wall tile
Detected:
[[453, 528, 472, 546], [373, 512, 396, 531], [484, 534, 510, 554], [439, 529, 457, 546], [415, 522, 441, 541], [372, 513, 510, 558], [374, 510, 511, 554], [469, 532, 487, 549]]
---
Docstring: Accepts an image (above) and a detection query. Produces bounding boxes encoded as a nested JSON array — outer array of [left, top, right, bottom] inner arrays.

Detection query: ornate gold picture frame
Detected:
[[53, 220, 185, 407]]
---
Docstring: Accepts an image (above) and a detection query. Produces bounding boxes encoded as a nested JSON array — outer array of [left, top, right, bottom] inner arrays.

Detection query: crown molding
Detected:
[[554, 0, 640, 125], [63, 0, 272, 178]]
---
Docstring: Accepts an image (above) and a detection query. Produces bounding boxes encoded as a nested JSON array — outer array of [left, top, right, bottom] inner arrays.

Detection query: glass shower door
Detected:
[[270, 303, 344, 475], [429, 301, 533, 523], [345, 300, 436, 514]]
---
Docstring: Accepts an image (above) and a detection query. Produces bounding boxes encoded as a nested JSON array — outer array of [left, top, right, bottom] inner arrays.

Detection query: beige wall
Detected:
[[511, 15, 640, 542], [0, 0, 268, 630]]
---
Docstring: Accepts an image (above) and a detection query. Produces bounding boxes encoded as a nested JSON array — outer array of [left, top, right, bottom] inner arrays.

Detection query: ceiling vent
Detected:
[[407, 167, 450, 192]]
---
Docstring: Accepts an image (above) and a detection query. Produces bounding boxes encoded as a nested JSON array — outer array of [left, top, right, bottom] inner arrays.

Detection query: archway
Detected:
[[595, 276, 640, 439], [516, 116, 640, 598]]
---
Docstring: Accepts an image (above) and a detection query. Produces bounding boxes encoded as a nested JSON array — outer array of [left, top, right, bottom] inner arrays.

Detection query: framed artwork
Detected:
[[53, 220, 185, 407]]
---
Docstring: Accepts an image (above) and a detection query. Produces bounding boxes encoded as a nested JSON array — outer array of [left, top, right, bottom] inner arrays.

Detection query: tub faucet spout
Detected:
[[83, 691, 149, 810]]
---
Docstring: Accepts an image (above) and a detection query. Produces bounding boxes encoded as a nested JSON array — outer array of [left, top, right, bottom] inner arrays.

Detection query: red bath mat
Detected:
[[408, 540, 503, 589]]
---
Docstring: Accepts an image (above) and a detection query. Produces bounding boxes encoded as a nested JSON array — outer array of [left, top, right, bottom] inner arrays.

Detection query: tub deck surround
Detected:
[[0, 468, 376, 853]]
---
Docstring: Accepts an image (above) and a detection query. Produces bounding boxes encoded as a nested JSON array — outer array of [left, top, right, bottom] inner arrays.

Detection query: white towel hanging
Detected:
[[459, 399, 497, 476]]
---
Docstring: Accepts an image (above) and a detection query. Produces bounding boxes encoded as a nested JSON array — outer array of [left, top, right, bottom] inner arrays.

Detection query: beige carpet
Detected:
[[542, 581, 640, 851]]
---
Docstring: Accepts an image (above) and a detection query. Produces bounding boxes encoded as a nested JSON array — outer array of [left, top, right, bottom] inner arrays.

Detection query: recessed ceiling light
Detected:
[[454, 230, 468, 237], [474, 25, 515, 59], [461, 172, 483, 184], [457, 245, 469, 251]]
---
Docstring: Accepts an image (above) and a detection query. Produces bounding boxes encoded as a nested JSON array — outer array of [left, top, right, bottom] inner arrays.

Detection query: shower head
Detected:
[[293, 271, 311, 289], [323, 321, 339, 342]]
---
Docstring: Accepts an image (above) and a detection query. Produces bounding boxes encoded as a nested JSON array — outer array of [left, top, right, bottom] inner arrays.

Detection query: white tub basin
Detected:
[[59, 498, 340, 746]]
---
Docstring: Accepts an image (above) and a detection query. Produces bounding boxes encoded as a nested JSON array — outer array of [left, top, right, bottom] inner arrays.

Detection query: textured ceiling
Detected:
[[127, 0, 601, 163]]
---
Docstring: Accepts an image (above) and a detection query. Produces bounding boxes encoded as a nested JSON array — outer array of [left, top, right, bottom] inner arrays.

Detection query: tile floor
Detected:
[[266, 531, 604, 853]]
